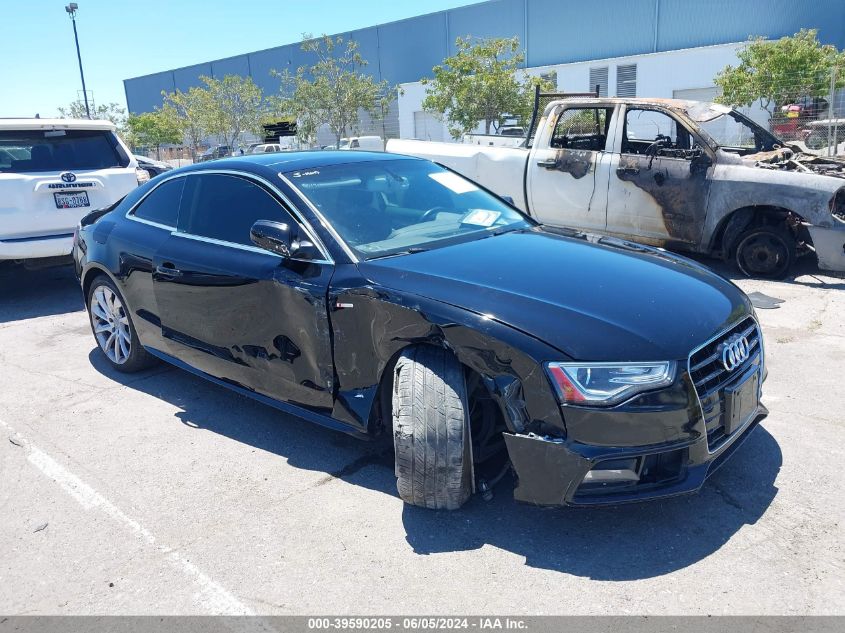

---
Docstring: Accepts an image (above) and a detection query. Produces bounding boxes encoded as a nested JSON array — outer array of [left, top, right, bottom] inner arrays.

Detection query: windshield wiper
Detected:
[[366, 246, 429, 260]]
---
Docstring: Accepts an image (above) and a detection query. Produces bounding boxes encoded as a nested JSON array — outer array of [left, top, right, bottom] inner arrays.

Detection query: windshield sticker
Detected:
[[429, 171, 478, 194], [462, 209, 501, 227], [288, 169, 320, 178]]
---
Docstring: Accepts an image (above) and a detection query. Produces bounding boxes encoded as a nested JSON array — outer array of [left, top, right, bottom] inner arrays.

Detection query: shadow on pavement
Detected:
[[401, 425, 780, 580], [88, 346, 781, 581], [692, 254, 845, 290], [0, 263, 82, 324], [87, 347, 397, 495]]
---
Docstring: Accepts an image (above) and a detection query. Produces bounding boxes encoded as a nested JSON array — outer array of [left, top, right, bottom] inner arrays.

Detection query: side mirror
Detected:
[[501, 195, 515, 205], [290, 237, 320, 260], [690, 152, 712, 174], [250, 220, 293, 257]]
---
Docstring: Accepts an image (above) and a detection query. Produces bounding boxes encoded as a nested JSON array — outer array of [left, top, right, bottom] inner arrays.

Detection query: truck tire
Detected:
[[392, 346, 473, 510], [733, 225, 795, 279], [805, 132, 827, 150]]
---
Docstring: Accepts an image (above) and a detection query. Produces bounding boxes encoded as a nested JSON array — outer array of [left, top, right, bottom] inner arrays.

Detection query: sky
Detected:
[[1, 0, 482, 118]]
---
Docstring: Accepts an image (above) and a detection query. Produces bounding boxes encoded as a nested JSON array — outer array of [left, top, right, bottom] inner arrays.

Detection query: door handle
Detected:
[[155, 263, 182, 277], [537, 158, 557, 168]]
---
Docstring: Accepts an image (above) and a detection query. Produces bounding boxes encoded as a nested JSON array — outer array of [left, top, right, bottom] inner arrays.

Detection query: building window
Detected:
[[413, 111, 444, 141], [589, 67, 608, 97], [616, 64, 637, 98]]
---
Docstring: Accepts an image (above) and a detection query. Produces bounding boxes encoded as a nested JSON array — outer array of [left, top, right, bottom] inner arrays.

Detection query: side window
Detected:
[[550, 108, 610, 151], [132, 177, 184, 226], [178, 174, 296, 246], [623, 109, 693, 155]]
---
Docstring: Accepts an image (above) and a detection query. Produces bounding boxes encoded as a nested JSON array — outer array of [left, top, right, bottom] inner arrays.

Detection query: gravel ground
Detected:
[[0, 258, 842, 615]]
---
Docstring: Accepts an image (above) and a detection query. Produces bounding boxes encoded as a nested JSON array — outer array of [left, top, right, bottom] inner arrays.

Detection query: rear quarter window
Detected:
[[131, 177, 185, 227], [0, 129, 130, 173]]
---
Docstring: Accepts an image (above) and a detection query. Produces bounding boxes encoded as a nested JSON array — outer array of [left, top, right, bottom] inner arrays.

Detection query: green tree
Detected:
[[58, 101, 129, 139], [422, 37, 553, 139], [715, 29, 845, 118], [269, 77, 321, 147], [200, 74, 266, 150], [274, 34, 392, 148], [161, 87, 211, 160], [127, 110, 182, 159]]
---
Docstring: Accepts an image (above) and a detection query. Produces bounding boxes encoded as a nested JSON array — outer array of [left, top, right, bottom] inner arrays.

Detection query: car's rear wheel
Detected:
[[733, 225, 795, 279], [392, 346, 473, 510], [86, 276, 156, 373]]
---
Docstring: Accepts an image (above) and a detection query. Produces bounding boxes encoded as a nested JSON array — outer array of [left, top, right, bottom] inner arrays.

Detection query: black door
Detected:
[[152, 172, 335, 412], [116, 176, 185, 346]]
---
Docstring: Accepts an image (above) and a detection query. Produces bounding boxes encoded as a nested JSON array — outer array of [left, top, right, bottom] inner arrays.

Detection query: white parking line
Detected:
[[1, 417, 255, 616]]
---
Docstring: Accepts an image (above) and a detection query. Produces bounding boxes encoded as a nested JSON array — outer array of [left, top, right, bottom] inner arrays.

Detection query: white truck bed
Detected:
[[386, 139, 529, 211]]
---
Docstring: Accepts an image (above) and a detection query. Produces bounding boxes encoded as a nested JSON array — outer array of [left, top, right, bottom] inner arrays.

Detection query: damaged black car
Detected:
[[73, 151, 767, 509]]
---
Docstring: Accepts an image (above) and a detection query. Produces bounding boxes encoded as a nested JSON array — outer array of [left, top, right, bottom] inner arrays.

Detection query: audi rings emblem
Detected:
[[721, 335, 750, 371]]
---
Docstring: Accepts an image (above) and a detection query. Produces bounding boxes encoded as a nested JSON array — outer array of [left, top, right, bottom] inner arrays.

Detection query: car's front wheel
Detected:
[[392, 346, 473, 510], [733, 225, 795, 279], [86, 275, 156, 373]]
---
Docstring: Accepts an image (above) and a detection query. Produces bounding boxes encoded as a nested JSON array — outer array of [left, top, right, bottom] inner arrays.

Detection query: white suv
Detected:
[[0, 118, 142, 263]]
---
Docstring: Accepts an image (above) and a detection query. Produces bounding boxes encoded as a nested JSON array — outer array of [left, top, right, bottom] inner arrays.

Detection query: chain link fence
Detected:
[[739, 67, 845, 156]]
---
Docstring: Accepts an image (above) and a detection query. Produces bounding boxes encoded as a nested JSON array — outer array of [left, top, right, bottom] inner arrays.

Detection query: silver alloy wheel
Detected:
[[90, 286, 131, 365]]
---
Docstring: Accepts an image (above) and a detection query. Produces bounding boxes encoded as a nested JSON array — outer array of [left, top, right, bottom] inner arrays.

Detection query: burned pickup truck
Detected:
[[388, 96, 845, 278]]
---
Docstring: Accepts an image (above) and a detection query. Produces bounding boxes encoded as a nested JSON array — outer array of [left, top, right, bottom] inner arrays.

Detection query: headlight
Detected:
[[545, 361, 676, 406]]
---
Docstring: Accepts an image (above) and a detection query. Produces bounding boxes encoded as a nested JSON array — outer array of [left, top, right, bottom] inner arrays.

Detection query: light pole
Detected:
[[65, 3, 91, 118]]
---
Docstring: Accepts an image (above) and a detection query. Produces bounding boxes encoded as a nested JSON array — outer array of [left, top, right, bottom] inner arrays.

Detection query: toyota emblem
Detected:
[[721, 335, 750, 371], [60, 172, 77, 183]]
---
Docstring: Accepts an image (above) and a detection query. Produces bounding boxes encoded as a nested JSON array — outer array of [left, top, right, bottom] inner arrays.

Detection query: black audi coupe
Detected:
[[73, 151, 767, 509]]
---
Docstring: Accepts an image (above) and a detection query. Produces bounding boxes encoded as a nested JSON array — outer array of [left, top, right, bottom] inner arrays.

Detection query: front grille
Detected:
[[688, 317, 762, 450]]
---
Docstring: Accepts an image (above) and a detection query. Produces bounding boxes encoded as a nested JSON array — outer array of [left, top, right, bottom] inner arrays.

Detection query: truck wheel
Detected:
[[392, 346, 472, 510], [805, 132, 827, 150], [86, 275, 157, 373], [733, 225, 795, 279]]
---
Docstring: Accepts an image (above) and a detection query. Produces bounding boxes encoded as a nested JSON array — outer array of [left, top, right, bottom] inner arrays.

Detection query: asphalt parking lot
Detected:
[[0, 259, 843, 615]]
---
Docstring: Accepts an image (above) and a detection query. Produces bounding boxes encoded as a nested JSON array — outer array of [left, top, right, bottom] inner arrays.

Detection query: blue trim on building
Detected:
[[124, 0, 845, 114]]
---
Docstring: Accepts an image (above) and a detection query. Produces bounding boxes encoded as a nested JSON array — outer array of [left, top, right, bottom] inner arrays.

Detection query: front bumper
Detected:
[[504, 403, 766, 506], [504, 325, 767, 508], [0, 233, 74, 261], [807, 225, 845, 273]]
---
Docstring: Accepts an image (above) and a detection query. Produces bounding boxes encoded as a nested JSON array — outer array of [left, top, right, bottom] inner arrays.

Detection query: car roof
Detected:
[[0, 118, 117, 131], [182, 150, 418, 176]]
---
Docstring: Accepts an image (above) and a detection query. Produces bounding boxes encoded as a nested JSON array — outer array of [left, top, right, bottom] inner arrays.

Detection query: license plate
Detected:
[[54, 191, 90, 209], [723, 369, 759, 435]]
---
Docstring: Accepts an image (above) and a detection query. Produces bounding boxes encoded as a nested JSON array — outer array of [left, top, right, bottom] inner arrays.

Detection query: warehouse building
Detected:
[[124, 0, 845, 145]]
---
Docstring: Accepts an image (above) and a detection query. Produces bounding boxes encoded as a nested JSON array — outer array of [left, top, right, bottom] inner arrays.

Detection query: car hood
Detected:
[[358, 228, 753, 362]]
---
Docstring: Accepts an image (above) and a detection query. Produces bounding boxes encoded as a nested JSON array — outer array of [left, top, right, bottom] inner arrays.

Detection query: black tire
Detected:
[[86, 275, 157, 373], [805, 132, 827, 150], [733, 225, 795, 279], [392, 346, 472, 510]]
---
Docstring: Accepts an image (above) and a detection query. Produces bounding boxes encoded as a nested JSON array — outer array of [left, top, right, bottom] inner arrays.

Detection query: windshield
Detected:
[[287, 159, 531, 259], [690, 106, 782, 152], [0, 128, 129, 173]]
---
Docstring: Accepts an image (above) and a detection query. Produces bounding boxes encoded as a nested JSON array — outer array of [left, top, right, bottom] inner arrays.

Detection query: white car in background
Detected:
[[0, 118, 142, 265], [248, 143, 283, 154], [338, 136, 384, 151]]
